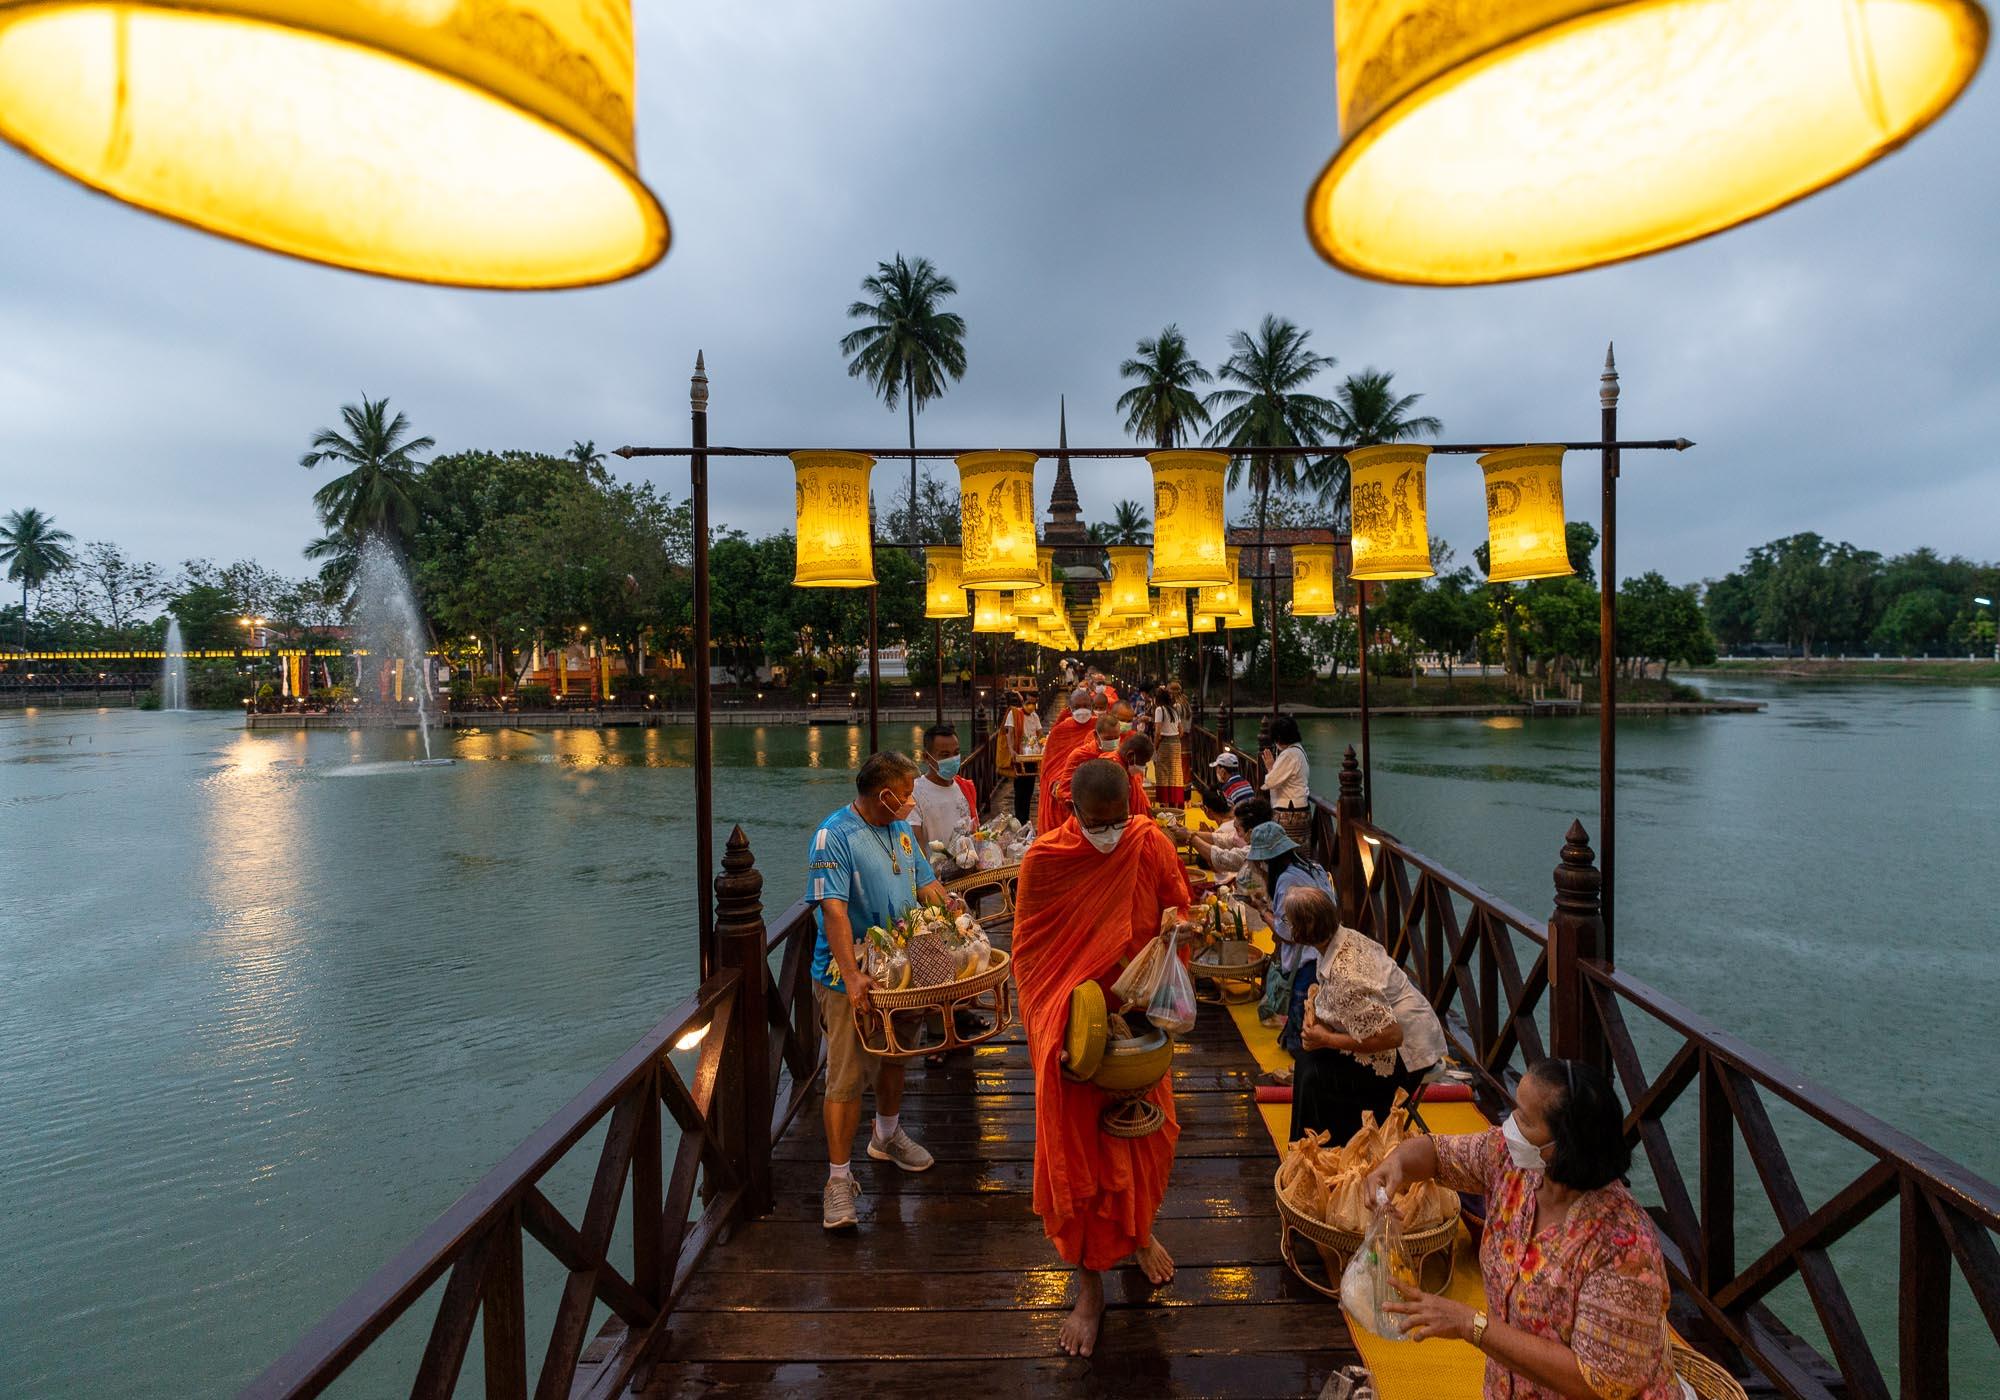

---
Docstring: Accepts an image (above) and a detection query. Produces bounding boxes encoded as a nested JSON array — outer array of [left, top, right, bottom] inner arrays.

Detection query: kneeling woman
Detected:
[[1370, 1058, 1677, 1400], [1284, 888, 1445, 1143]]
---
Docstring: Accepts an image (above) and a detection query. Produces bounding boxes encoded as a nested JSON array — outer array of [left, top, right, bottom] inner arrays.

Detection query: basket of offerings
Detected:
[[1274, 1110, 1460, 1297], [854, 905, 1016, 1060], [1183, 896, 1268, 1002], [1062, 980, 1176, 1138]]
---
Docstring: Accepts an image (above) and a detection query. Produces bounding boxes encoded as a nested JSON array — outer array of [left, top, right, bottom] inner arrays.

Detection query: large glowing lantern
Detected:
[[1194, 547, 1242, 619], [1480, 446, 1575, 583], [1153, 587, 1190, 637], [1291, 543, 1340, 616], [1225, 587, 1257, 630], [957, 451, 1041, 589], [1148, 450, 1232, 587], [0, 0, 671, 288], [1013, 548, 1059, 619], [1105, 547, 1153, 618], [1190, 612, 1217, 634], [1348, 445, 1434, 580], [1307, 0, 1988, 286], [971, 591, 1016, 634], [791, 452, 875, 588], [924, 546, 968, 619]]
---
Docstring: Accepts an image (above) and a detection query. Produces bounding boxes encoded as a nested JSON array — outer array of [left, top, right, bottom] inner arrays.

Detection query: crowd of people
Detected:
[[798, 666, 1678, 1396]]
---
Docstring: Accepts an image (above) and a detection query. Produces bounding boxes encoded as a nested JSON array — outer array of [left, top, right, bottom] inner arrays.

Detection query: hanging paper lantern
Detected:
[[1104, 547, 1153, 618], [1153, 587, 1190, 637], [1306, 1, 1987, 286], [957, 451, 1042, 589], [1190, 612, 1217, 635], [1291, 543, 1340, 617], [0, 0, 671, 288], [1349, 445, 1435, 580], [1194, 547, 1243, 618], [792, 452, 876, 588], [972, 591, 1016, 634], [923, 546, 969, 618], [1480, 446, 1575, 583], [1148, 450, 1232, 587], [1225, 587, 1257, 630], [1013, 547, 1059, 619]]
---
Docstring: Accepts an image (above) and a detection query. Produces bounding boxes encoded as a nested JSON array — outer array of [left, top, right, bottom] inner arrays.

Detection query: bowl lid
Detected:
[[1066, 980, 1107, 1080]]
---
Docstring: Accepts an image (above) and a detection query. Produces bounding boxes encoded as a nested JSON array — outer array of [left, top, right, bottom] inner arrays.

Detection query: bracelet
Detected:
[[1471, 1310, 1489, 1348]]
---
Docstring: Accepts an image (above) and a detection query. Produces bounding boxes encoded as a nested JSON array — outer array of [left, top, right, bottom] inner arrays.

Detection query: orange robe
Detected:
[[1013, 816, 1193, 1270], [1041, 737, 1112, 833], [1128, 766, 1150, 816], [1035, 713, 1095, 833]]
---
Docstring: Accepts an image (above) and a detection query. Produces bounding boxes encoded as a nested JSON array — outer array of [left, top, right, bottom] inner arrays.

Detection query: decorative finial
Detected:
[[1599, 342, 1619, 410], [1059, 395, 1068, 449], [691, 350, 709, 413]]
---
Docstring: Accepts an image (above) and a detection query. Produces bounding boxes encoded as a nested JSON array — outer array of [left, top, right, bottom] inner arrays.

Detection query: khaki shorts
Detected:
[[814, 980, 884, 1103]]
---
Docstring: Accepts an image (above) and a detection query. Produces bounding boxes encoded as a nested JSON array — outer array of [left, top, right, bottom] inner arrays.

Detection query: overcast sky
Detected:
[[2, 2, 1996, 587]]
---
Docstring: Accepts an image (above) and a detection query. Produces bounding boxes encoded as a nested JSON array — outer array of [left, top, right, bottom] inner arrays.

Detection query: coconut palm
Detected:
[[1100, 500, 1151, 545], [1309, 368, 1443, 528], [303, 534, 360, 598], [1116, 324, 1213, 448], [1203, 316, 1341, 535], [1, 507, 75, 647], [568, 440, 607, 482], [840, 254, 969, 547], [298, 397, 435, 556]]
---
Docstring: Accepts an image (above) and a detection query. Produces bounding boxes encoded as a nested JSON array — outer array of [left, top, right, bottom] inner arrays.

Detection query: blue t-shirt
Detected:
[[806, 804, 937, 989]]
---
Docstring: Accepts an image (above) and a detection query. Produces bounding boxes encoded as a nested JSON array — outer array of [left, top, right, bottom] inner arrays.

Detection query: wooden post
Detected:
[[715, 826, 773, 1217], [1335, 746, 1365, 932], [691, 354, 716, 979], [1599, 345, 1619, 966], [1548, 819, 1606, 1072]]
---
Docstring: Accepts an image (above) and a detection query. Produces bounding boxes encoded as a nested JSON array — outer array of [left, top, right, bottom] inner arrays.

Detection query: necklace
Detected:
[[855, 801, 900, 874]]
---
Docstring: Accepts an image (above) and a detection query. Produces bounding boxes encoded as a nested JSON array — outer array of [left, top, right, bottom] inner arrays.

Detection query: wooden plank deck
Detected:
[[641, 940, 1358, 1399]]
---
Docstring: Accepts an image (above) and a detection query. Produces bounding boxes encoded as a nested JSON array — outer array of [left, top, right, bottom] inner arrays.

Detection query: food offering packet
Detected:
[[1340, 1188, 1416, 1340]]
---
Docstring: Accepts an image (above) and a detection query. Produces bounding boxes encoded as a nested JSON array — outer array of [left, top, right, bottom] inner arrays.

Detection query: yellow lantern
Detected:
[[1190, 612, 1217, 635], [1194, 547, 1243, 618], [1225, 588, 1257, 630], [1148, 451, 1232, 587], [1104, 546, 1153, 618], [791, 452, 876, 588], [957, 451, 1041, 589], [1291, 543, 1340, 617], [0, 0, 670, 288], [1480, 446, 1575, 583], [1153, 587, 1190, 637], [972, 591, 1016, 634], [1307, 1, 1988, 286], [1013, 547, 1059, 619], [924, 546, 968, 619], [1349, 445, 1434, 580]]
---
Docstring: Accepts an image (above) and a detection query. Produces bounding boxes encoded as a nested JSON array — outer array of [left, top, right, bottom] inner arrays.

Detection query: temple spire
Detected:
[[1045, 395, 1085, 538]]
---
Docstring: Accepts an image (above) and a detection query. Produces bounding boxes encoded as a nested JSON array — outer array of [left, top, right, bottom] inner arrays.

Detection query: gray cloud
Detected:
[[2, 0, 1996, 585]]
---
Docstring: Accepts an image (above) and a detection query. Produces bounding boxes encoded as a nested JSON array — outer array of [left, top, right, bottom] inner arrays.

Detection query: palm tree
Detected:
[[298, 397, 435, 557], [1116, 324, 1213, 448], [1104, 500, 1151, 545], [1204, 315, 1341, 537], [568, 440, 607, 483], [1309, 368, 1442, 528], [1, 507, 76, 648], [304, 534, 360, 598], [840, 254, 969, 547]]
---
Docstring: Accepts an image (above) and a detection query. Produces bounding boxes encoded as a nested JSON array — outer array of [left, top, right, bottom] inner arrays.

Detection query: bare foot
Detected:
[[1136, 1236, 1176, 1286], [1059, 1270, 1106, 1357]]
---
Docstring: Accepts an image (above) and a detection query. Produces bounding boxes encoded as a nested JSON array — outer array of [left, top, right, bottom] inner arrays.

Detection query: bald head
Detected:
[[1113, 701, 1135, 724], [1090, 688, 1109, 712], [1094, 714, 1122, 745], [1070, 759, 1130, 826], [1068, 686, 1091, 710]]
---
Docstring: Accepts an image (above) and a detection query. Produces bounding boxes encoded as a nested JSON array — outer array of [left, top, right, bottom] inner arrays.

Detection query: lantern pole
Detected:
[[932, 619, 945, 728], [867, 587, 880, 754], [1357, 581, 1373, 820], [1268, 558, 1281, 720], [1598, 345, 1619, 967], [1222, 630, 1235, 744], [691, 353, 716, 981]]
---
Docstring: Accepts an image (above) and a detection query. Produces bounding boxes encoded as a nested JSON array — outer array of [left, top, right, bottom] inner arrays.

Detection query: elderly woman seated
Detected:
[[1368, 1058, 1678, 1400]]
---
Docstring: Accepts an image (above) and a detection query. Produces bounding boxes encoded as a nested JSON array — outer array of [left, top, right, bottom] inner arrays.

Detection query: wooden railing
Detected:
[[241, 826, 820, 1400], [959, 725, 1004, 815]]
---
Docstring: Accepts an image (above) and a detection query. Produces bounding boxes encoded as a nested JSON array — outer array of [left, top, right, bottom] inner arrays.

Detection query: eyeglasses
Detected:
[[1072, 804, 1130, 836]]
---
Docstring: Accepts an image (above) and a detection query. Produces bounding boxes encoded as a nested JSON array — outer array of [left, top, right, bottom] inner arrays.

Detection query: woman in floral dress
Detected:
[[1367, 1058, 1679, 1399]]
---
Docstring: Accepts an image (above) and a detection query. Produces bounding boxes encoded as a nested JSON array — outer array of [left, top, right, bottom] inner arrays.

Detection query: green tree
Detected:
[[1701, 571, 1761, 651], [1619, 571, 1715, 679], [41, 540, 163, 639], [840, 254, 969, 548], [1405, 568, 1482, 694], [1310, 368, 1441, 529], [1100, 500, 1150, 545], [1, 507, 76, 647], [299, 397, 434, 559], [883, 474, 963, 547], [1871, 588, 1955, 655], [1116, 324, 1213, 448]]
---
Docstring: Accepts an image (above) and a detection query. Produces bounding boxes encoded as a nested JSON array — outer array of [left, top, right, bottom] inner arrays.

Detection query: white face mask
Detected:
[[1071, 707, 1092, 725], [1081, 822, 1127, 855], [1501, 1112, 1551, 1172]]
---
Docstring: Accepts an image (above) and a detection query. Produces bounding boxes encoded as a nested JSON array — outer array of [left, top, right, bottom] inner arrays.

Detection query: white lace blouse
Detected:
[[1311, 928, 1447, 1076]]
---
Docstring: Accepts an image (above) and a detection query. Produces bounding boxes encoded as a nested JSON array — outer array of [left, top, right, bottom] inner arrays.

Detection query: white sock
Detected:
[[874, 1113, 900, 1141], [828, 1160, 853, 1182]]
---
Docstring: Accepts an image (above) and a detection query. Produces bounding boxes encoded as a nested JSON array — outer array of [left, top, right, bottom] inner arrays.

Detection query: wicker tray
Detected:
[[855, 949, 1015, 1060], [1274, 1164, 1460, 1298], [1672, 1342, 1748, 1400]]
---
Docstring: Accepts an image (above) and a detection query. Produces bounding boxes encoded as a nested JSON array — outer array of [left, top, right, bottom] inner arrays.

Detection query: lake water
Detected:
[[1, 681, 1993, 1396]]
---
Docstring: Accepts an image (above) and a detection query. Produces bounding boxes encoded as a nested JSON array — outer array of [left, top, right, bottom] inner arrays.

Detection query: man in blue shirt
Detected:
[[806, 751, 949, 1230]]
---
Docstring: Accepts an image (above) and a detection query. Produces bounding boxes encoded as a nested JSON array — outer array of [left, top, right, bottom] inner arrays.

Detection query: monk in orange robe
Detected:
[[1117, 733, 1154, 815], [1014, 759, 1194, 1356], [1041, 713, 1121, 830], [1035, 686, 1098, 835]]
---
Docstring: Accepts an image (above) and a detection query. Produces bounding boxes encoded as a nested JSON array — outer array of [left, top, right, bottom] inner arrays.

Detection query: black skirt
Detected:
[[1289, 1049, 1429, 1144]]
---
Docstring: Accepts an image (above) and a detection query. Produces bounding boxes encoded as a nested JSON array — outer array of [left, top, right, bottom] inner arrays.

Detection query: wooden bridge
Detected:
[[239, 728, 2000, 1400]]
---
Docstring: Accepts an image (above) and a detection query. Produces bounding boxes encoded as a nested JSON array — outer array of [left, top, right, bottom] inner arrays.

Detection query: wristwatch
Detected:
[[1471, 1309, 1489, 1348]]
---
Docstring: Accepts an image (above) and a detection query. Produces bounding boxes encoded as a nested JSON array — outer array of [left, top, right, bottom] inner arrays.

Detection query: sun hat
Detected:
[[1211, 751, 1241, 770], [1244, 821, 1299, 862]]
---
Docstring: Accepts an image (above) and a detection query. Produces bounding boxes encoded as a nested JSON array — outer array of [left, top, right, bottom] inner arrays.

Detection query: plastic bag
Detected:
[[1110, 934, 1171, 1008], [1144, 925, 1199, 1037], [1340, 1188, 1415, 1340]]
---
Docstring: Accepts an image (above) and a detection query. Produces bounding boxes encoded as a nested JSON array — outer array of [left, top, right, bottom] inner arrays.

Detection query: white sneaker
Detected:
[[822, 1174, 862, 1230], [867, 1126, 935, 1172]]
